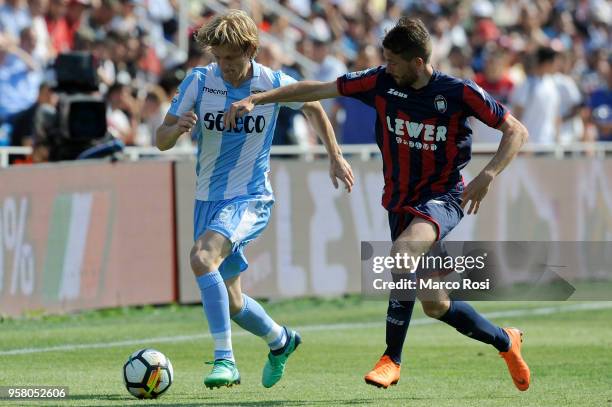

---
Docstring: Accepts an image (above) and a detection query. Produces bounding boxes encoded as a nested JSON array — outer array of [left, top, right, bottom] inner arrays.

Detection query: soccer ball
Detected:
[[123, 348, 173, 399]]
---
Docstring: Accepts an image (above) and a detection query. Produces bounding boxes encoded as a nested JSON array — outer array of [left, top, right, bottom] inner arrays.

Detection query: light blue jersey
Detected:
[[168, 61, 303, 201]]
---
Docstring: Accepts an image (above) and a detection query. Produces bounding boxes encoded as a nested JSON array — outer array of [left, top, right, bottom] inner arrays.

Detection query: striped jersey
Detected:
[[168, 61, 303, 201], [337, 66, 508, 212]]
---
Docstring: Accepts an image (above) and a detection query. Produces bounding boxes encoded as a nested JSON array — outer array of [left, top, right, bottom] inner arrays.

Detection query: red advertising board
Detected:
[[0, 161, 176, 316]]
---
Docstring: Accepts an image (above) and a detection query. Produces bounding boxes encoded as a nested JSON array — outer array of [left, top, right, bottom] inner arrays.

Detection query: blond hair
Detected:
[[195, 10, 259, 58]]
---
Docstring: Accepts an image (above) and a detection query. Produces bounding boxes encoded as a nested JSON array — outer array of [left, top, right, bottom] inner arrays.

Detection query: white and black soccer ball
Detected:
[[123, 348, 173, 399]]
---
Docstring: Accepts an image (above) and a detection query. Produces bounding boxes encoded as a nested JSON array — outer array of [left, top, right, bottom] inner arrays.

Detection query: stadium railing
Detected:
[[1, 143, 611, 168]]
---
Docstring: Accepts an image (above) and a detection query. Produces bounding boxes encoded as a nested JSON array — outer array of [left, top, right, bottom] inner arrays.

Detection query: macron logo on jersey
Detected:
[[204, 86, 228, 96]]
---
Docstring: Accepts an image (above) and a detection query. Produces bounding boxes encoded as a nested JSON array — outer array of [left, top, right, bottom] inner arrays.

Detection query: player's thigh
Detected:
[[394, 217, 450, 310], [391, 216, 438, 270], [190, 229, 233, 275], [224, 275, 243, 316]]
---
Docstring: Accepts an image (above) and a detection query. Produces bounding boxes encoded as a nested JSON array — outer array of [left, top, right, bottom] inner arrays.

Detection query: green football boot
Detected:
[[204, 359, 241, 389], [262, 328, 302, 388]]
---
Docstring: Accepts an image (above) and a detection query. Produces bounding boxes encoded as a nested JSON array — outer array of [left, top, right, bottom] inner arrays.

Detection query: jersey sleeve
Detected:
[[462, 80, 509, 129], [336, 66, 383, 107], [168, 70, 202, 117], [276, 71, 304, 110]]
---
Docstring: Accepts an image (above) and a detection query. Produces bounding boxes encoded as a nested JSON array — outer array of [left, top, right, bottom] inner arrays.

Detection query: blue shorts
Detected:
[[194, 194, 274, 280], [388, 186, 464, 242]]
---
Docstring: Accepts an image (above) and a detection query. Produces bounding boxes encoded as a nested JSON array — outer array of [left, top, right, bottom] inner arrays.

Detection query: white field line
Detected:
[[1, 302, 611, 356]]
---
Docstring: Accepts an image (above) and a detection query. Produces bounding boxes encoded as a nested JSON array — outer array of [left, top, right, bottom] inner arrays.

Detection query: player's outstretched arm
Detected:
[[155, 112, 198, 151], [301, 101, 354, 192], [461, 114, 529, 214], [224, 81, 339, 129]]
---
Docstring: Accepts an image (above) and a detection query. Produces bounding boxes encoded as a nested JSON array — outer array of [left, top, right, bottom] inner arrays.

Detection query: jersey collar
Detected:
[[251, 60, 261, 78]]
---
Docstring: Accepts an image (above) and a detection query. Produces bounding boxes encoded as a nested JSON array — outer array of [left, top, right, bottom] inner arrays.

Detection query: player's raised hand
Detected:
[[177, 111, 198, 134], [461, 171, 495, 215], [329, 155, 355, 192], [224, 96, 255, 130]]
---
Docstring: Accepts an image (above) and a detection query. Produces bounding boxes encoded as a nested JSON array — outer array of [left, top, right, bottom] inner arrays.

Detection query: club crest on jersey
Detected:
[[434, 95, 447, 113]]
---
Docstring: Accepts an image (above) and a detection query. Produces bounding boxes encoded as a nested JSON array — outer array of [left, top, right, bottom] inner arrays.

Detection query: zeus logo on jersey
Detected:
[[203, 111, 266, 133], [386, 115, 447, 151], [387, 88, 408, 98]]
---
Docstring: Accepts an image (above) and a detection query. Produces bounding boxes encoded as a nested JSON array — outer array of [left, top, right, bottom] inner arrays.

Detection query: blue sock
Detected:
[[383, 272, 417, 365], [196, 271, 233, 361], [438, 300, 510, 352], [384, 299, 415, 365], [231, 294, 286, 351]]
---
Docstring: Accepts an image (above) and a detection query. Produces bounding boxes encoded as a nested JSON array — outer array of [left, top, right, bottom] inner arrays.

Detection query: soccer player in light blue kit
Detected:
[[155, 10, 354, 389]]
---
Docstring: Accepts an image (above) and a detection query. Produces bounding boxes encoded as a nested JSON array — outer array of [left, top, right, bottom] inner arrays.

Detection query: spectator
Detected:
[[332, 44, 381, 144], [82, 0, 117, 39], [11, 82, 58, 161], [516, 3, 550, 53], [136, 86, 167, 147], [0, 0, 608, 163], [310, 37, 347, 115], [472, 45, 515, 143], [553, 50, 584, 144], [544, 10, 577, 51], [444, 45, 474, 79], [18, 26, 41, 64], [474, 45, 515, 104], [0, 0, 31, 41], [587, 62, 612, 141], [0, 32, 43, 145], [110, 0, 140, 36], [256, 41, 311, 148], [45, 0, 71, 53], [141, 0, 175, 61], [28, 0, 54, 64], [65, 0, 90, 49], [106, 30, 131, 85], [510, 47, 560, 145], [105, 82, 138, 145], [469, 0, 500, 73]]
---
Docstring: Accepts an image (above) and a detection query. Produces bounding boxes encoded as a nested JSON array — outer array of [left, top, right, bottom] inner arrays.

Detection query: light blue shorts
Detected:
[[193, 194, 274, 280]]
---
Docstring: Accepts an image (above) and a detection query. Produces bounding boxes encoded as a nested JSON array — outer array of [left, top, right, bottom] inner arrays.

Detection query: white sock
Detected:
[[265, 324, 287, 351]]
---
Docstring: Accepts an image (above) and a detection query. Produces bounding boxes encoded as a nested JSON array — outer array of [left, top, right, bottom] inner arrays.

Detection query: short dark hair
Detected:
[[382, 17, 432, 62], [535, 46, 557, 65]]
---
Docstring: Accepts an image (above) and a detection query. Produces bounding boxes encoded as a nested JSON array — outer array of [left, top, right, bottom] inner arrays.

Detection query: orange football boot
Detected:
[[500, 327, 531, 391], [364, 355, 401, 388]]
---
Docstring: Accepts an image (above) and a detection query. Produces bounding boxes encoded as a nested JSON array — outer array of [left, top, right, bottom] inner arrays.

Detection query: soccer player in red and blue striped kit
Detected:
[[226, 17, 531, 391]]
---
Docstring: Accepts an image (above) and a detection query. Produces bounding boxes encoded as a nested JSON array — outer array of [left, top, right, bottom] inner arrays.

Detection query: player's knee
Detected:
[[390, 240, 429, 273], [190, 246, 222, 276], [421, 301, 450, 319]]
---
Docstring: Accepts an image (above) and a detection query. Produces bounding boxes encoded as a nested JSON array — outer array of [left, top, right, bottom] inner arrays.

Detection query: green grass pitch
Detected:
[[1, 298, 611, 406]]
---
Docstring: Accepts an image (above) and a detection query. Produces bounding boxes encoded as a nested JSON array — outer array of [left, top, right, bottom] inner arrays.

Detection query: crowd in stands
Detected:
[[0, 0, 610, 162]]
